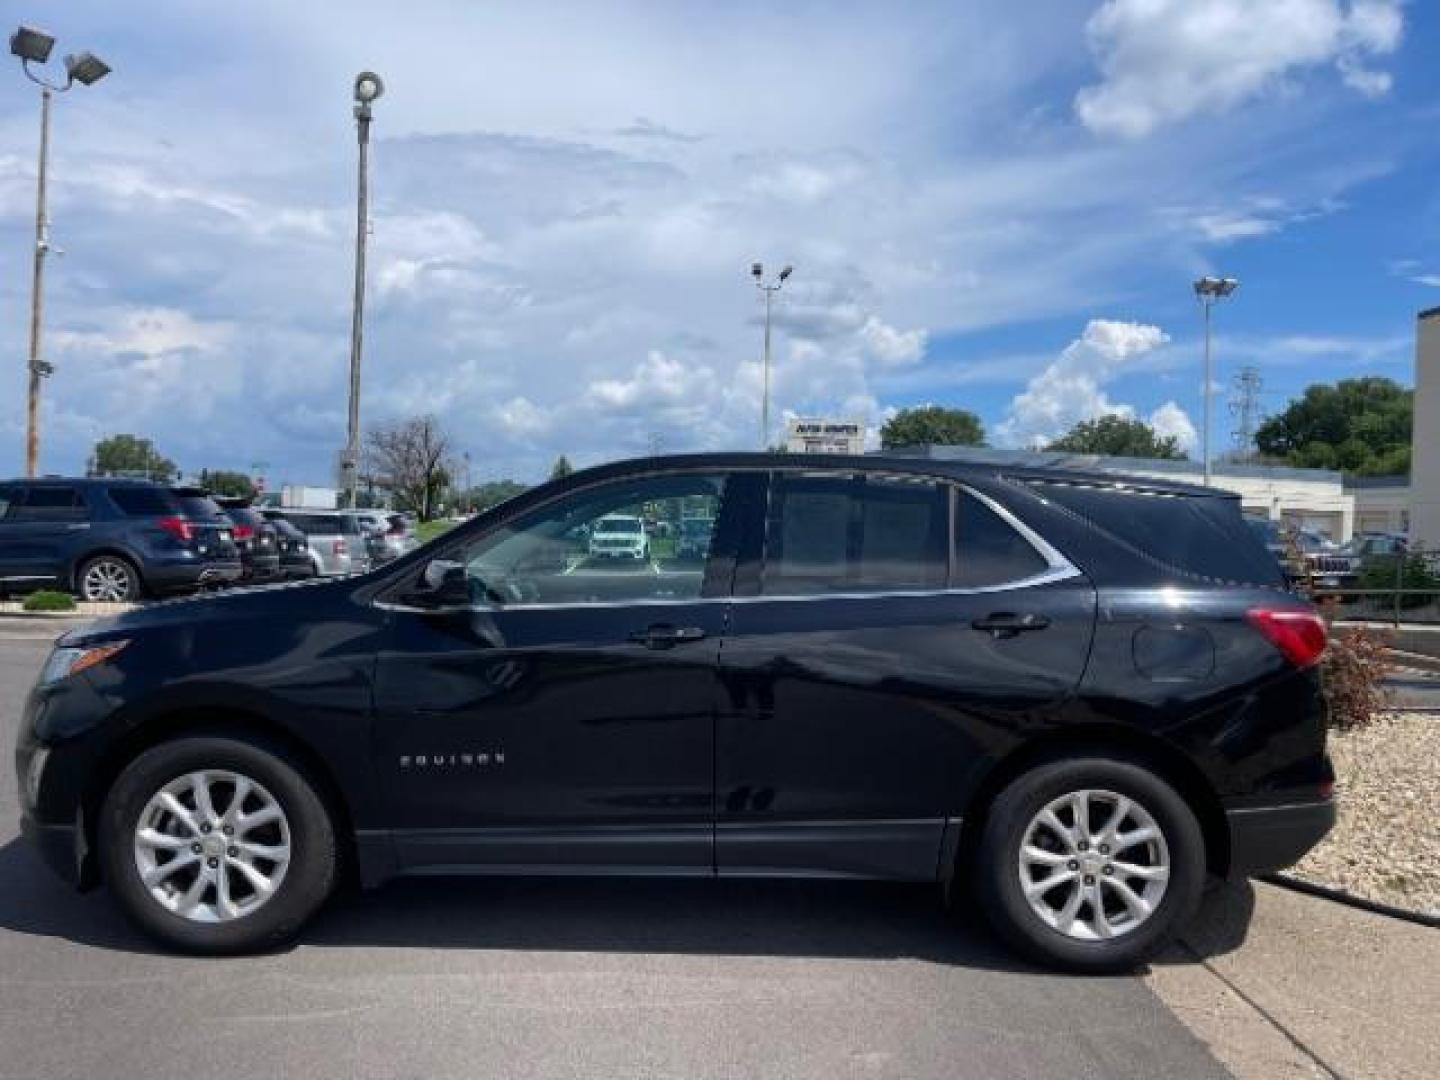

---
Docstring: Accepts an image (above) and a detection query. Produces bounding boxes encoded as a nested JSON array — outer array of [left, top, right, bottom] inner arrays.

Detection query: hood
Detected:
[[60, 576, 356, 645]]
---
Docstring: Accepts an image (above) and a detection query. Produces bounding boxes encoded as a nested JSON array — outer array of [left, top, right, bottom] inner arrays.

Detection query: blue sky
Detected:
[[0, 0, 1434, 486]]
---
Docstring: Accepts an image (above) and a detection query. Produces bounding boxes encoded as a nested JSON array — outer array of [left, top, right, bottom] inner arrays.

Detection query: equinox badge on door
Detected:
[[399, 751, 506, 769]]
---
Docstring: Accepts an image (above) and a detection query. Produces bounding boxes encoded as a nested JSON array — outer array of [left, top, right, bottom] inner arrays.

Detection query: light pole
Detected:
[[751, 262, 793, 450], [10, 26, 111, 478], [1193, 275, 1239, 486], [341, 71, 384, 509]]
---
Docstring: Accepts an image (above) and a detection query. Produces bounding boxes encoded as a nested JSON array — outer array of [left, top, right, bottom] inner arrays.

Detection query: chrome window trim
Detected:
[[375, 467, 1083, 614], [374, 566, 1082, 615]]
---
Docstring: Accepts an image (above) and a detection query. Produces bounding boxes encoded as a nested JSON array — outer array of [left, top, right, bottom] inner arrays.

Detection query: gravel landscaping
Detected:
[[1289, 711, 1440, 917]]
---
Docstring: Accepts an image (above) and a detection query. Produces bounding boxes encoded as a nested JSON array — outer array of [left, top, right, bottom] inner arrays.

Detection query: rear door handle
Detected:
[[628, 624, 706, 650], [971, 612, 1051, 639]]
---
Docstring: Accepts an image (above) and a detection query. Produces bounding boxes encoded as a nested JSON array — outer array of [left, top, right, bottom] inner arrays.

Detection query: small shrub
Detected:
[[21, 590, 77, 613], [1319, 604, 1392, 731], [1357, 553, 1440, 610]]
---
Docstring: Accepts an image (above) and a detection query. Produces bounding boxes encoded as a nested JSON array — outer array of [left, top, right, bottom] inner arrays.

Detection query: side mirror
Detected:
[[412, 558, 469, 607]]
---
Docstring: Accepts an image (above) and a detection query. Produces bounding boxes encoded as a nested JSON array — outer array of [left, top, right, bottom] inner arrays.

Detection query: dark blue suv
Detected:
[[0, 478, 242, 601]]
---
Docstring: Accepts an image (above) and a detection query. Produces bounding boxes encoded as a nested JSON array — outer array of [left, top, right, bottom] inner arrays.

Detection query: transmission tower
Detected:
[[1229, 366, 1264, 460]]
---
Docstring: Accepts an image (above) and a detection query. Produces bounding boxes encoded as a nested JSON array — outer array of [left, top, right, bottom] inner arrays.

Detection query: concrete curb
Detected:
[[1261, 872, 1440, 929], [0, 603, 135, 619]]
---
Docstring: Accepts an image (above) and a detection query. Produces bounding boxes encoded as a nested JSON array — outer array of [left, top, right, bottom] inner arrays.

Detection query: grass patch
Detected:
[[417, 519, 457, 543], [22, 590, 77, 612]]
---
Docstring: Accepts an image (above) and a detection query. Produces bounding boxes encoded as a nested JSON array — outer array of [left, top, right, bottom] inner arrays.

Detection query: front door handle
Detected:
[[971, 612, 1051, 639], [628, 624, 706, 650]]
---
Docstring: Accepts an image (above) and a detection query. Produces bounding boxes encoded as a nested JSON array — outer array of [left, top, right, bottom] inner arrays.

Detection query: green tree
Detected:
[[1255, 377, 1412, 475], [90, 434, 178, 482], [879, 406, 986, 450], [550, 455, 575, 480], [365, 414, 455, 520], [463, 479, 530, 512], [197, 469, 257, 500], [1045, 415, 1185, 459]]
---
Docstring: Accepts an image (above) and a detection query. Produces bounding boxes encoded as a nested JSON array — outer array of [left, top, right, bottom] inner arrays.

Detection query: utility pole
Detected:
[[751, 262, 793, 450], [10, 27, 111, 476], [25, 87, 51, 478], [341, 71, 384, 509], [1193, 276, 1239, 485]]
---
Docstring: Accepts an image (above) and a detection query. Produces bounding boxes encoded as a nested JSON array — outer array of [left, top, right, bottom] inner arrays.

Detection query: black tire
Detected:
[[974, 756, 1205, 974], [98, 735, 337, 954], [75, 553, 142, 603]]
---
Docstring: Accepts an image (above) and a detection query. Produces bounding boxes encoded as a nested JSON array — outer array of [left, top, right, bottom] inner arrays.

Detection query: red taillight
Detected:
[[232, 524, 255, 541], [158, 516, 195, 543], [1247, 608, 1327, 668], [333, 539, 347, 556]]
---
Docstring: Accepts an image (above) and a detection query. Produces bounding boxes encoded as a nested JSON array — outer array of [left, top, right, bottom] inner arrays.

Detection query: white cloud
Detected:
[[1075, 0, 1405, 139], [860, 317, 928, 366], [493, 396, 552, 438], [589, 350, 708, 410], [1147, 400, 1199, 452], [997, 319, 1171, 447]]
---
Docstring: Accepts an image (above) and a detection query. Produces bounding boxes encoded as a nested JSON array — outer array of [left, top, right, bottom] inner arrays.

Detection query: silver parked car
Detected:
[[351, 510, 420, 565], [262, 509, 369, 576]]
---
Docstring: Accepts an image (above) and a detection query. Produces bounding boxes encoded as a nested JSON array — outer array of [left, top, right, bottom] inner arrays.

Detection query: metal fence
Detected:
[[1303, 546, 1440, 626]]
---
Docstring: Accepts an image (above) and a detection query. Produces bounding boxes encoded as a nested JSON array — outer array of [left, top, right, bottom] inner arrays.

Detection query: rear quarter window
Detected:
[[108, 486, 178, 516], [1030, 481, 1283, 586], [284, 514, 331, 535]]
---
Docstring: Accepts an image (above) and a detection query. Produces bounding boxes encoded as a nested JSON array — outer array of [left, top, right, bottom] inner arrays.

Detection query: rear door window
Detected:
[[761, 472, 947, 595], [0, 485, 19, 520], [11, 485, 87, 522]]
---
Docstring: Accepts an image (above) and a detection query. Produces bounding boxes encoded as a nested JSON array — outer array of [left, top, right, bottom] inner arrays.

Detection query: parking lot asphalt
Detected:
[[0, 631, 1236, 1079]]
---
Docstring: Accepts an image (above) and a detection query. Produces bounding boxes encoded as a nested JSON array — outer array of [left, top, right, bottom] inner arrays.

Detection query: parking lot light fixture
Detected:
[[752, 261, 795, 450], [11, 25, 112, 477], [9, 26, 55, 63], [63, 52, 111, 86], [1193, 275, 1240, 487]]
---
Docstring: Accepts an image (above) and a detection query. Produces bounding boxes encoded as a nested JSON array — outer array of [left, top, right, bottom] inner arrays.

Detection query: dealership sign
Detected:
[[785, 418, 866, 455]]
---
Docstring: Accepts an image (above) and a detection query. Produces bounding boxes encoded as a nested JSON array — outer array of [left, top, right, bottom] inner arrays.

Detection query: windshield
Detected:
[[594, 518, 642, 535]]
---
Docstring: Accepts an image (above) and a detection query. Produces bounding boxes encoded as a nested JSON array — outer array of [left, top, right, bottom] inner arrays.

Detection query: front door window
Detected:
[[450, 472, 729, 606]]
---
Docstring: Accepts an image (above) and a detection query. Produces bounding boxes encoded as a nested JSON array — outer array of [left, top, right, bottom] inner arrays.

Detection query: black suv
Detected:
[[214, 498, 283, 584], [15, 455, 1334, 970], [0, 478, 242, 601]]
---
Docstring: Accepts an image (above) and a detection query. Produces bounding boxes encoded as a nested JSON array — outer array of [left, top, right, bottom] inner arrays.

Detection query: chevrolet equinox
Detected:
[[15, 454, 1335, 971]]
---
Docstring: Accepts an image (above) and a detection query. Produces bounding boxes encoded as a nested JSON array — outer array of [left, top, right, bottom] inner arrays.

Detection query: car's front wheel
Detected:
[[98, 735, 337, 954], [974, 755, 1205, 973]]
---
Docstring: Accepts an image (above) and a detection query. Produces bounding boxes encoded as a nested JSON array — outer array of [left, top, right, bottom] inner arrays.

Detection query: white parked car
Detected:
[[587, 515, 649, 560]]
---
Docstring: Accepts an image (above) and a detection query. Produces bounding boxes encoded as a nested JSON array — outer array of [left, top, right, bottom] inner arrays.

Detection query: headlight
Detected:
[[38, 640, 128, 686]]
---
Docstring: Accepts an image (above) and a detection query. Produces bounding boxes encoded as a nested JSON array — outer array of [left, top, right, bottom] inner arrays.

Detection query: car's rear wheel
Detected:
[[98, 735, 337, 954], [77, 555, 140, 602], [974, 756, 1205, 973]]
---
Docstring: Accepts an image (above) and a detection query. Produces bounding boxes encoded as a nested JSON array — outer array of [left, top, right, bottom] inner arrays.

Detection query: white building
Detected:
[[1411, 307, 1440, 548]]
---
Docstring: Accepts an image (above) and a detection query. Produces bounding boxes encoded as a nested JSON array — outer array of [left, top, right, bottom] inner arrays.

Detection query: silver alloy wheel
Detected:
[[80, 558, 135, 602], [132, 770, 292, 923], [1017, 788, 1170, 942]]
